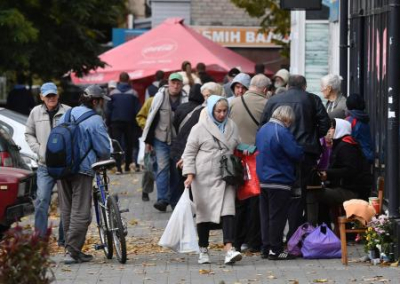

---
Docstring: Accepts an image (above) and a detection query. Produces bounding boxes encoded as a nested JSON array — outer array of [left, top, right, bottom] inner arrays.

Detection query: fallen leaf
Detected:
[[129, 219, 139, 226], [289, 280, 299, 284], [199, 269, 212, 275], [267, 275, 277, 279], [313, 279, 328, 283], [390, 261, 399, 267], [61, 268, 72, 272], [363, 276, 384, 281]]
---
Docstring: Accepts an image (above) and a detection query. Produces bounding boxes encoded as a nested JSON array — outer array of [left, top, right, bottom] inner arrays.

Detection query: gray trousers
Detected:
[[57, 174, 93, 256], [307, 187, 358, 225]]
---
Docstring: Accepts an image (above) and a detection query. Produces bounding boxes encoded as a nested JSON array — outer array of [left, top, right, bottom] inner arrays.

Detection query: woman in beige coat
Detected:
[[183, 95, 242, 265]]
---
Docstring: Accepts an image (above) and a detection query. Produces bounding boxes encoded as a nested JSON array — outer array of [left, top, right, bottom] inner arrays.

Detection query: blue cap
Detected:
[[40, 82, 58, 96]]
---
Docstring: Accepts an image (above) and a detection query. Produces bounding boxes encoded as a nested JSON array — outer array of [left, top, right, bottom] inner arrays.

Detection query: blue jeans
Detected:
[[153, 139, 180, 204], [35, 166, 64, 243]]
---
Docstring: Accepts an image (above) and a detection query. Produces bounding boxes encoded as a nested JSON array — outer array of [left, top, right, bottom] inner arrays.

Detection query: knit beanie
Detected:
[[346, 94, 365, 110]]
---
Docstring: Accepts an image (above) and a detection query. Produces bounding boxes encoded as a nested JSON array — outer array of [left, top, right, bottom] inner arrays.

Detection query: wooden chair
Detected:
[[338, 176, 384, 265]]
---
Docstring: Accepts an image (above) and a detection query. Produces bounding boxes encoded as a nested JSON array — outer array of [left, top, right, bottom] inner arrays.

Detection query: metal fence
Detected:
[[349, 0, 390, 197]]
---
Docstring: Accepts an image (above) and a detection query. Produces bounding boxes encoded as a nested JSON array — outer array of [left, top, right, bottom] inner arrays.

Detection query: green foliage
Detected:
[[231, 0, 290, 57], [0, 224, 54, 284], [0, 0, 127, 80]]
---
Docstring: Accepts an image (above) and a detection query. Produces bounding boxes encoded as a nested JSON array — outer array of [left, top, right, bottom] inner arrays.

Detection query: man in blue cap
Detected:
[[142, 73, 188, 212], [25, 82, 70, 244]]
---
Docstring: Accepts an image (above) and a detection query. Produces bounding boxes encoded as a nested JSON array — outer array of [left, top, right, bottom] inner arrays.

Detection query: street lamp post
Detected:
[[387, 0, 400, 260]]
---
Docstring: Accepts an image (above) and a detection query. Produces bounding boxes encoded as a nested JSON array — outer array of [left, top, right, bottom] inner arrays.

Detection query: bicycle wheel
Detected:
[[107, 195, 127, 264], [94, 192, 113, 259]]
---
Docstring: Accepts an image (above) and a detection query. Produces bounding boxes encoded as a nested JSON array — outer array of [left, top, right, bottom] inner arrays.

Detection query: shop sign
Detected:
[[191, 26, 287, 48]]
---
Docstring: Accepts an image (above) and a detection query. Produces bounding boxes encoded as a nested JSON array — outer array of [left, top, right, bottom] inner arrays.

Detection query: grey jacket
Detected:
[[142, 87, 188, 145], [326, 93, 347, 119], [25, 104, 70, 165], [230, 90, 267, 145]]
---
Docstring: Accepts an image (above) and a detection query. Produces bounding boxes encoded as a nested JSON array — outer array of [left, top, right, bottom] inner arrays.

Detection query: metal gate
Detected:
[[349, 0, 389, 196]]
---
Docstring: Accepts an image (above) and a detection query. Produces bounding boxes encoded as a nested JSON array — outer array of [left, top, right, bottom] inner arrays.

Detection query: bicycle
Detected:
[[91, 143, 128, 264]]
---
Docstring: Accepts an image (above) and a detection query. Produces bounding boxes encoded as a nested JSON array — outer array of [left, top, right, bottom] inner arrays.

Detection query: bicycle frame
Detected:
[[93, 169, 109, 226]]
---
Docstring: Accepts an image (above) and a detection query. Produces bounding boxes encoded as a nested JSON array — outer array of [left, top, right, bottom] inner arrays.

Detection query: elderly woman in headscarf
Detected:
[[307, 118, 372, 225], [182, 95, 242, 265]]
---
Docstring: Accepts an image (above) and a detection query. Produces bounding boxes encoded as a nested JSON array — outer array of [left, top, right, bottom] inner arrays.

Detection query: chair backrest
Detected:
[[377, 176, 384, 214]]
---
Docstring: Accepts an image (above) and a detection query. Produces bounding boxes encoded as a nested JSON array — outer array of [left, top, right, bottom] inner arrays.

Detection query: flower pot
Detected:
[[368, 247, 380, 259]]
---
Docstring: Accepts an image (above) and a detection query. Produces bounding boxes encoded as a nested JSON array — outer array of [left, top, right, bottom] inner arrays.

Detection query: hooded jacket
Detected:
[[326, 119, 372, 197], [230, 73, 251, 92], [346, 109, 374, 163]]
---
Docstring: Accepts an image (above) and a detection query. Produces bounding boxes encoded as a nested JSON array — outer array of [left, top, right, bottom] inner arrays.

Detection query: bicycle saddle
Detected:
[[91, 159, 116, 171]]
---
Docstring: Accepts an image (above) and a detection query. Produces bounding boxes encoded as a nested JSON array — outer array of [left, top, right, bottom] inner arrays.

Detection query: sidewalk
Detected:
[[47, 172, 399, 284]]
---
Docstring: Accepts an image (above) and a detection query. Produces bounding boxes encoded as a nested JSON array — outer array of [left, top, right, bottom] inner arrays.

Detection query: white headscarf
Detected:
[[333, 118, 352, 139]]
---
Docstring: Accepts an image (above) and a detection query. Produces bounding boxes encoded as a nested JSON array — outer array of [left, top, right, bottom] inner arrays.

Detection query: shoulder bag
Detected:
[[214, 137, 244, 186]]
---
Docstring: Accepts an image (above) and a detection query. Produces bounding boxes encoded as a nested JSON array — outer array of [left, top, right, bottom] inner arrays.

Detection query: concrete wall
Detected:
[[128, 0, 146, 18], [191, 0, 261, 26]]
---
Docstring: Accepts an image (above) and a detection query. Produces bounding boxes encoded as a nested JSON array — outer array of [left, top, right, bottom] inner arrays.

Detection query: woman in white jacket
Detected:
[[182, 95, 242, 265]]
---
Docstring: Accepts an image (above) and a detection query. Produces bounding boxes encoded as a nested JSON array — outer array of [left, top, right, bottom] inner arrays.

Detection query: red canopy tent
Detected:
[[71, 18, 272, 88]]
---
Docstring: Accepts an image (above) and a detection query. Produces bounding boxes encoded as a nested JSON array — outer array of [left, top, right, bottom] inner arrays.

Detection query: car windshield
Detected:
[[0, 108, 28, 124]]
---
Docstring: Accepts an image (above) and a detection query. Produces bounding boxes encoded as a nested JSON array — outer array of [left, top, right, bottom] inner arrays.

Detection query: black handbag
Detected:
[[215, 138, 244, 186]]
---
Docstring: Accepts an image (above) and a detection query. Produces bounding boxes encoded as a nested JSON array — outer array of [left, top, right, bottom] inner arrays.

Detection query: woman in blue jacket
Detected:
[[256, 105, 304, 260]]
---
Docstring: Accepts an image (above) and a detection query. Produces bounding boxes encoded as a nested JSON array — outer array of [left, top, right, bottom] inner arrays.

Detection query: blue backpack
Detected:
[[46, 108, 96, 179]]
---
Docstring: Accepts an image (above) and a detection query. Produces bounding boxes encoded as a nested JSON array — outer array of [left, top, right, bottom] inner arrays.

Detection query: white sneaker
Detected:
[[224, 248, 242, 265], [198, 247, 210, 264]]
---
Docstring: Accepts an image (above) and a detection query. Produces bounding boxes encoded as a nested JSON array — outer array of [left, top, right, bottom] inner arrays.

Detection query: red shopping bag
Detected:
[[236, 151, 260, 200]]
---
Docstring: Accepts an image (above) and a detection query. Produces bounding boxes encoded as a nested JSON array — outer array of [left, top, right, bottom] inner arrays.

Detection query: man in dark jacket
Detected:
[[260, 75, 330, 239], [106, 72, 141, 174]]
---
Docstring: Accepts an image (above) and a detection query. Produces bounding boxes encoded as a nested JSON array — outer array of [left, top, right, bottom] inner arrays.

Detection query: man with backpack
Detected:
[[25, 82, 70, 244], [52, 85, 111, 264]]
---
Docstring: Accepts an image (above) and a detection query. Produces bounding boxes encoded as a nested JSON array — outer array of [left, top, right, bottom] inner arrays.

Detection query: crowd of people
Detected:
[[10, 60, 374, 265]]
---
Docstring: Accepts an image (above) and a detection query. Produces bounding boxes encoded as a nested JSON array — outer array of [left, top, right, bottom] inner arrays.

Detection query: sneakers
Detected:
[[153, 201, 168, 212], [79, 252, 94, 262], [64, 251, 94, 264], [268, 250, 296, 260], [198, 247, 210, 264], [142, 192, 150, 202], [224, 248, 242, 265], [64, 252, 79, 264]]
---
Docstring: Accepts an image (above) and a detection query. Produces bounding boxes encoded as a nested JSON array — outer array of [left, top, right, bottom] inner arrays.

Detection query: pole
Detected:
[[339, 0, 348, 94], [387, 0, 400, 219]]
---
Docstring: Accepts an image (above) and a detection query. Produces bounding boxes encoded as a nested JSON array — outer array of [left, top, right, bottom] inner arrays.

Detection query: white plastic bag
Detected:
[[138, 137, 145, 166], [158, 189, 199, 253]]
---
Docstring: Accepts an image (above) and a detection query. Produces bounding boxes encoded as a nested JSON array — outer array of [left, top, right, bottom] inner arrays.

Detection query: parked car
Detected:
[[0, 167, 35, 237], [0, 107, 38, 170], [0, 128, 35, 237]]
